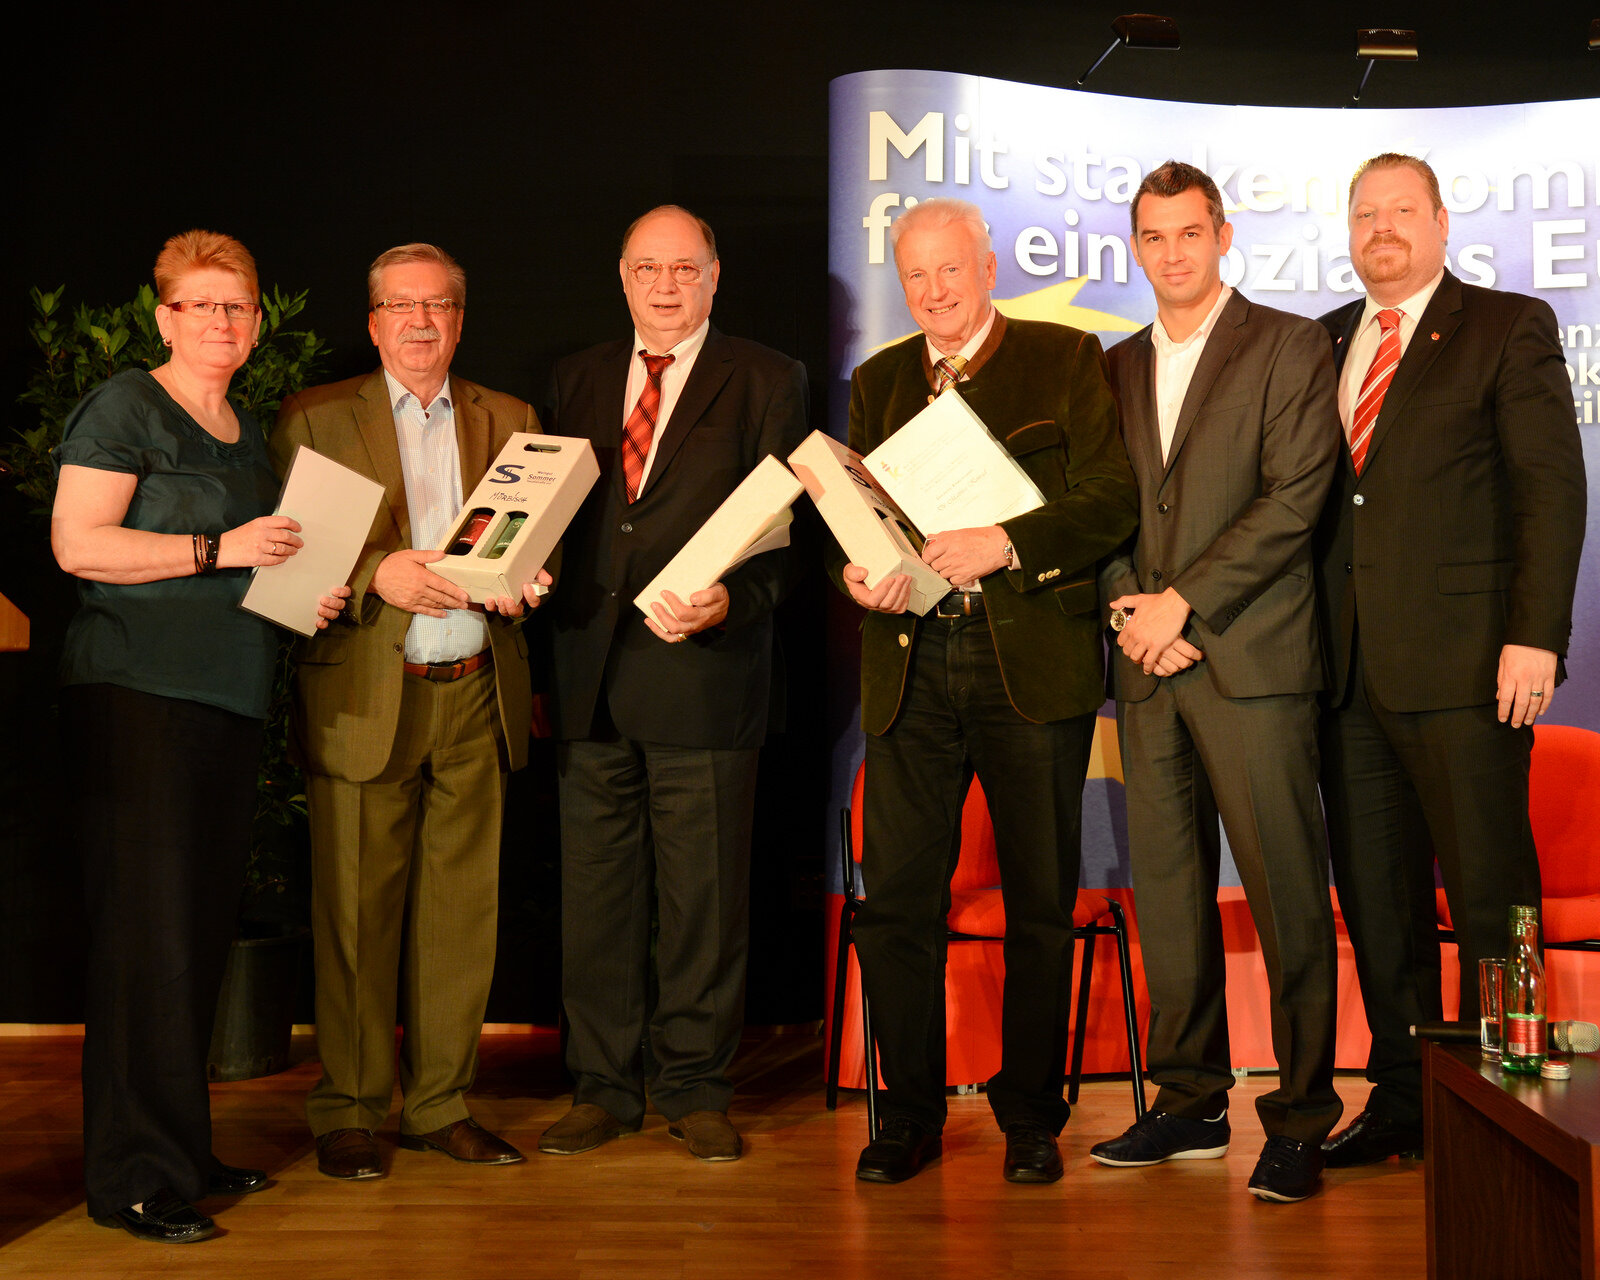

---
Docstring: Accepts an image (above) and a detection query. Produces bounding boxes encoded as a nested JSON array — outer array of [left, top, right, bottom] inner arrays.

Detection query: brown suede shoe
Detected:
[[667, 1110, 742, 1162], [398, 1118, 524, 1164], [316, 1128, 383, 1180], [538, 1103, 641, 1155]]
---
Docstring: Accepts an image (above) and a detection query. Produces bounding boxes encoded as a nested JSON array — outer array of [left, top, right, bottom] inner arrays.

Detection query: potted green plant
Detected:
[[5, 282, 331, 1080]]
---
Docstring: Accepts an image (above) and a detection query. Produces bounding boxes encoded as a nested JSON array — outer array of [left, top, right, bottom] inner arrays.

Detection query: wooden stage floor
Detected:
[[0, 1030, 1423, 1279]]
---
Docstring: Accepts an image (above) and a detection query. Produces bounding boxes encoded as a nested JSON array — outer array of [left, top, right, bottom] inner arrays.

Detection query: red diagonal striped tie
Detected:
[[1349, 308, 1401, 477], [622, 352, 674, 502]]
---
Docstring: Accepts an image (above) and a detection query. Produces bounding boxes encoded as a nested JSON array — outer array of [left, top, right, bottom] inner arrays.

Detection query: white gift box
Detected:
[[433, 433, 599, 604], [788, 430, 949, 617], [633, 454, 804, 622]]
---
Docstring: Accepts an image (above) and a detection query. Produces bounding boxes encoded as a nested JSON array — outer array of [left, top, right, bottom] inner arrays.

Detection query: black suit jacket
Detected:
[[1102, 291, 1340, 703], [1314, 271, 1586, 713], [544, 326, 809, 750]]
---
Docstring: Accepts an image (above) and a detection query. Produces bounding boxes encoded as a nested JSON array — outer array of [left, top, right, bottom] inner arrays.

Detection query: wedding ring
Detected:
[[1530, 690, 1544, 698]]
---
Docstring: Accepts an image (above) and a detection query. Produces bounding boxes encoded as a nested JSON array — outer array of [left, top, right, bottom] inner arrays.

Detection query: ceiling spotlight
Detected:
[[1353, 28, 1418, 103], [1078, 14, 1181, 86]]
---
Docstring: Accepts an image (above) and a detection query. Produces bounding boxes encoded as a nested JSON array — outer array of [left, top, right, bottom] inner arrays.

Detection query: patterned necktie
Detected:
[[1349, 308, 1401, 477], [622, 351, 674, 502], [933, 354, 968, 396]]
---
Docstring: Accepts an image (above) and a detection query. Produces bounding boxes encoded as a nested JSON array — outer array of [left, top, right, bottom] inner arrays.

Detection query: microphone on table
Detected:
[[1552, 1020, 1600, 1054]]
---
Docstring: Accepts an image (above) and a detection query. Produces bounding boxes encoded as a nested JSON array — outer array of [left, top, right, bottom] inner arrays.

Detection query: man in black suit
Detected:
[[537, 205, 808, 1163], [1090, 162, 1342, 1203], [1315, 154, 1587, 1167]]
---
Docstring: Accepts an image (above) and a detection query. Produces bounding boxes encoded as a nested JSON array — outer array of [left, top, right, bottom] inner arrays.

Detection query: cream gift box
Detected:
[[788, 430, 949, 617], [633, 454, 804, 622], [433, 433, 599, 604]]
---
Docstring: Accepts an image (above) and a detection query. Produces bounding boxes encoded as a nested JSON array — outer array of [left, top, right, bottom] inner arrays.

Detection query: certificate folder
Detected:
[[240, 445, 385, 637], [788, 430, 949, 617], [863, 389, 1044, 535], [633, 455, 804, 621]]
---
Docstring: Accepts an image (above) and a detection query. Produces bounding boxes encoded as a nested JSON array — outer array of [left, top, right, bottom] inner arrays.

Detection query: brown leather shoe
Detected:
[[316, 1128, 383, 1180], [538, 1103, 640, 1155], [398, 1118, 524, 1164], [667, 1110, 742, 1162]]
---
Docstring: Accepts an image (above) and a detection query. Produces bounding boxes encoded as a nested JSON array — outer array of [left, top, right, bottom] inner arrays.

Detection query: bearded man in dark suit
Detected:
[[837, 196, 1137, 1185], [1315, 153, 1587, 1168], [537, 206, 808, 1163], [1089, 162, 1342, 1204]]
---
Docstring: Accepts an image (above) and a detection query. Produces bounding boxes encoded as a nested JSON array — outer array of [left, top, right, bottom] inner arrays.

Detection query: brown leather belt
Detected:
[[402, 649, 492, 682], [934, 590, 986, 618]]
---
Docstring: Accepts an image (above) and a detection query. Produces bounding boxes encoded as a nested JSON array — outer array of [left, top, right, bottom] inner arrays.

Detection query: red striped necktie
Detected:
[[1349, 308, 1401, 476], [623, 352, 674, 502]]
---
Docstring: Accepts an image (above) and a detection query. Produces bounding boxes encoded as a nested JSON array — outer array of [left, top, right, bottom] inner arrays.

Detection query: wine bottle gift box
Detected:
[[433, 433, 599, 604]]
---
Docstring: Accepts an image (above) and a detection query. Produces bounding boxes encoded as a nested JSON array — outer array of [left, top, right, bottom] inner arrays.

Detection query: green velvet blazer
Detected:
[[841, 315, 1137, 733]]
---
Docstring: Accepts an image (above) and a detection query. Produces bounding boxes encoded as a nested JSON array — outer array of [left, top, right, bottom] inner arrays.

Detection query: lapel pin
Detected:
[[1431, 332, 1440, 340]]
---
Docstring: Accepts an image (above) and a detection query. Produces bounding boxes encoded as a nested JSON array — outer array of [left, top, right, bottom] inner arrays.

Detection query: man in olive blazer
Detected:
[[838, 197, 1136, 1185], [1092, 163, 1342, 1203], [1315, 155, 1587, 1168], [271, 244, 540, 1179]]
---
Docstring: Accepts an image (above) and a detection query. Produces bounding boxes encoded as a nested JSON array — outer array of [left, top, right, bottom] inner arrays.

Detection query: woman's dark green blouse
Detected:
[[55, 368, 280, 719]]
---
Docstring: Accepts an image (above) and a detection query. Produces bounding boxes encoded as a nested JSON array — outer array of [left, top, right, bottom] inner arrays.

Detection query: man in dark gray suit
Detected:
[[1316, 154, 1586, 1169], [1090, 162, 1343, 1203]]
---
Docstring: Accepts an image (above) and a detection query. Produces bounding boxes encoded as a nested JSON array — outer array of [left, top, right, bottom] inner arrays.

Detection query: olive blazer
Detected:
[[842, 315, 1137, 733], [270, 369, 538, 781]]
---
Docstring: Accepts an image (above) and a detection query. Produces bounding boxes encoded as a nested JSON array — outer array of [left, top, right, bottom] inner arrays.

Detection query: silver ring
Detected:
[[1530, 690, 1545, 698]]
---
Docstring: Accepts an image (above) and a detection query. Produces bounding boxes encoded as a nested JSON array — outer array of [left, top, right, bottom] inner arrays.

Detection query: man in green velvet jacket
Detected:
[[837, 197, 1137, 1186]]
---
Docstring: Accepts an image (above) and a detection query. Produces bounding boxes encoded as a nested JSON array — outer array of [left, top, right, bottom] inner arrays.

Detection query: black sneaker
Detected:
[[1247, 1135, 1324, 1202], [1089, 1109, 1230, 1166]]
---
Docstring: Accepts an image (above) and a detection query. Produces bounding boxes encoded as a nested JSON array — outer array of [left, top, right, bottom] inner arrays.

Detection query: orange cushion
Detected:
[[1545, 896, 1600, 945], [948, 888, 1005, 937]]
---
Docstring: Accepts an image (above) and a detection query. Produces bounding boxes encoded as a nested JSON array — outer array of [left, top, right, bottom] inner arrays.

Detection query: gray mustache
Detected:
[[401, 328, 442, 342]]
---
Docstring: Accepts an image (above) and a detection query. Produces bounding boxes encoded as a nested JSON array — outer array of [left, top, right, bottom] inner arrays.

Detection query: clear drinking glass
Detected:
[[1478, 957, 1506, 1059]]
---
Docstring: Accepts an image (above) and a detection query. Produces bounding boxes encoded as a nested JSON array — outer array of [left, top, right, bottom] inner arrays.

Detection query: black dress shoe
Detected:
[[94, 1188, 215, 1243], [1248, 1136, 1325, 1202], [1320, 1108, 1423, 1168], [1003, 1122, 1063, 1183], [856, 1118, 942, 1184], [206, 1164, 270, 1196]]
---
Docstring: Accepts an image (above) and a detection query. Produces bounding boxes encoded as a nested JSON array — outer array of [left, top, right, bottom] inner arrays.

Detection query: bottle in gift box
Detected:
[[1500, 903, 1547, 1074], [447, 508, 495, 555]]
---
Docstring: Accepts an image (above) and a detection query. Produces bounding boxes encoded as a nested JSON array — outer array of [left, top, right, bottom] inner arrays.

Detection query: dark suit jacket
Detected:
[[1101, 291, 1341, 702], [270, 369, 538, 781], [1314, 271, 1586, 712], [843, 315, 1138, 734], [544, 326, 809, 751]]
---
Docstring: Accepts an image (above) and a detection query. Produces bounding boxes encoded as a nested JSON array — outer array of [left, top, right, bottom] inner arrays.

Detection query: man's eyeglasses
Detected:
[[165, 300, 260, 321], [625, 261, 708, 285], [372, 298, 460, 315]]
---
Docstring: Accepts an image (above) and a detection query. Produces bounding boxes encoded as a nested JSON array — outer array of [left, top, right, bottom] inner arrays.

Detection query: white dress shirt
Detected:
[[1150, 285, 1233, 466], [1336, 270, 1445, 437], [624, 320, 711, 491], [385, 370, 489, 664], [922, 305, 998, 377]]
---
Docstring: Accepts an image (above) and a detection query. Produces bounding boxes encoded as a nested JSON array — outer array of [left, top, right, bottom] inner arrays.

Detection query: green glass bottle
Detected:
[[1500, 904, 1547, 1074]]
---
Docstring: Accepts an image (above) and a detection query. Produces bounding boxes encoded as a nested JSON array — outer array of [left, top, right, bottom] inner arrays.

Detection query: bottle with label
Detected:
[[482, 511, 526, 560], [1500, 903, 1547, 1074], [447, 508, 495, 556]]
